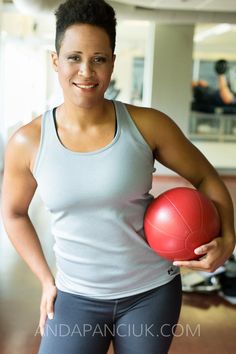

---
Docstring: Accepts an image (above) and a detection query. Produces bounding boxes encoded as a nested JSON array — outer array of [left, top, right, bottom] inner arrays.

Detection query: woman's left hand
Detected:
[[173, 235, 235, 272]]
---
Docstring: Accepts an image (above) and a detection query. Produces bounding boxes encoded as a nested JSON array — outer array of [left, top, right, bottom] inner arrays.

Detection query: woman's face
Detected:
[[52, 24, 116, 109]]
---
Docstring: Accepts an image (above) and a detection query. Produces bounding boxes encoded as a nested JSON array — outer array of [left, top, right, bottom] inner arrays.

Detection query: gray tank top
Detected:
[[33, 100, 179, 299]]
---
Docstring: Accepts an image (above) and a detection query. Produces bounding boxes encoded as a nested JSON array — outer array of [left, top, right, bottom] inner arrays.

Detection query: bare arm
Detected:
[[218, 74, 235, 104], [152, 111, 235, 271], [1, 125, 56, 334]]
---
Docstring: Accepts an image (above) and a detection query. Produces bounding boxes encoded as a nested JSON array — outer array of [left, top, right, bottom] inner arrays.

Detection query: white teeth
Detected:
[[76, 84, 97, 89]]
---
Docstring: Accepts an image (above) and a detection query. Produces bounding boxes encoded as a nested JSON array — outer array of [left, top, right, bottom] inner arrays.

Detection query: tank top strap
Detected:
[[113, 100, 129, 131], [33, 108, 55, 177], [113, 100, 153, 154]]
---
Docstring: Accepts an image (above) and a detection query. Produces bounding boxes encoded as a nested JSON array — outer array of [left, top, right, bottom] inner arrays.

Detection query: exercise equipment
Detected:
[[144, 187, 220, 261], [215, 59, 229, 75]]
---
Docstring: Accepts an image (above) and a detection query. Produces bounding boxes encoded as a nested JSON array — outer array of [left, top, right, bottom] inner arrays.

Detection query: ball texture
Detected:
[[144, 187, 220, 261]]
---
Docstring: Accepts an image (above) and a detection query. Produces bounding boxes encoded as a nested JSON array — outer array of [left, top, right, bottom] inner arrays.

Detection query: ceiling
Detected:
[[110, 1, 236, 61], [107, 0, 236, 24], [3, 0, 236, 13], [111, 0, 236, 13]]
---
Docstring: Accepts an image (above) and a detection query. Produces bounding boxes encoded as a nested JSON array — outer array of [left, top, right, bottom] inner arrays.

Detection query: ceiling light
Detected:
[[194, 23, 232, 42]]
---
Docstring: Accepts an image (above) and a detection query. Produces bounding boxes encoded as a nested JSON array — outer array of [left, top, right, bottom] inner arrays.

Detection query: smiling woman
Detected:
[[1, 1, 235, 354], [51, 24, 116, 110]]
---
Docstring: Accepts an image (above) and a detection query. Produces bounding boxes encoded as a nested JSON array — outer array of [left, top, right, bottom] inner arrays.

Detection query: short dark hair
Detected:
[[55, 0, 117, 54]]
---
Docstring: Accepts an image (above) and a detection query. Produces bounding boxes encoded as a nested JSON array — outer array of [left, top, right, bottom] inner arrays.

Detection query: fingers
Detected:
[[173, 237, 235, 273], [39, 301, 54, 336], [39, 286, 57, 336], [39, 306, 47, 336], [194, 244, 209, 256], [173, 239, 219, 272], [194, 239, 218, 256], [47, 297, 55, 320], [173, 258, 214, 272]]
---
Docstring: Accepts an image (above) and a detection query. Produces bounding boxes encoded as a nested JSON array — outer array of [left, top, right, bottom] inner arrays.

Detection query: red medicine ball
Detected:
[[144, 187, 220, 261]]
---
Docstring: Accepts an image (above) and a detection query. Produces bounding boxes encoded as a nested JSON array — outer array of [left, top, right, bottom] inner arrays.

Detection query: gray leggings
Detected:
[[38, 275, 182, 354]]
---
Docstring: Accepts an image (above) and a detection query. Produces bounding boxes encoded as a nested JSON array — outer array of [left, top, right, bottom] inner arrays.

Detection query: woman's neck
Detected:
[[56, 99, 112, 130]]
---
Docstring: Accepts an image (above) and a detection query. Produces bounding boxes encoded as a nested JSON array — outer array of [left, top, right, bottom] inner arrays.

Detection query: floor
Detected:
[[0, 175, 235, 354]]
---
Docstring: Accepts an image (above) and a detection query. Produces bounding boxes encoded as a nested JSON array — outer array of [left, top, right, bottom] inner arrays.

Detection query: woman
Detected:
[[2, 0, 235, 353]]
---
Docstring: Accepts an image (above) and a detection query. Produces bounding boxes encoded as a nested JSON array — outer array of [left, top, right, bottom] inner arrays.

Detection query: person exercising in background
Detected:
[[192, 59, 236, 110], [216, 59, 236, 105], [1, 1, 235, 354]]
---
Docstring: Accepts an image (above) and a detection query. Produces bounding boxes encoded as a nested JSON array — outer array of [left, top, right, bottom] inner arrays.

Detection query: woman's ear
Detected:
[[112, 54, 116, 67], [51, 51, 59, 72], [111, 54, 116, 72]]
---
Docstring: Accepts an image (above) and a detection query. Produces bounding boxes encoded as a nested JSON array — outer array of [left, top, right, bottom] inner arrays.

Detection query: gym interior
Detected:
[[0, 1, 236, 353]]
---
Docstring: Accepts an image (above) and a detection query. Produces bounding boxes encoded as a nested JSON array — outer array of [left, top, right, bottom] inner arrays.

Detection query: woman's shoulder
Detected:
[[124, 102, 181, 132], [5, 115, 43, 171], [8, 115, 42, 149], [122, 102, 169, 123], [117, 102, 164, 152], [117, 101, 182, 152]]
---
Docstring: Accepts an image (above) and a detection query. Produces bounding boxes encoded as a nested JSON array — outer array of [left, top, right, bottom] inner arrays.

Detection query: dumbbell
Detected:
[[215, 59, 229, 75]]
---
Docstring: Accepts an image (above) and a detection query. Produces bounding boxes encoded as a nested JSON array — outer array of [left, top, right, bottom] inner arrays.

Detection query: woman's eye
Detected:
[[67, 56, 107, 64], [68, 56, 80, 62], [93, 57, 106, 64]]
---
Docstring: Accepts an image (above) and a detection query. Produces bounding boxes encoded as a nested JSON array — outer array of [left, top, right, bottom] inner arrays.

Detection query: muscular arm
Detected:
[[149, 109, 235, 270], [1, 126, 54, 286], [2, 125, 57, 334]]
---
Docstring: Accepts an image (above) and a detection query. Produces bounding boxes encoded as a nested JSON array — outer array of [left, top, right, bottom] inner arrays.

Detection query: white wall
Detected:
[[194, 142, 236, 171], [144, 23, 195, 175], [150, 24, 194, 133]]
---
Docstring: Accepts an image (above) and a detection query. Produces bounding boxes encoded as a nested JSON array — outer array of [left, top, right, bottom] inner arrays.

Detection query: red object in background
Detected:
[[144, 187, 221, 261]]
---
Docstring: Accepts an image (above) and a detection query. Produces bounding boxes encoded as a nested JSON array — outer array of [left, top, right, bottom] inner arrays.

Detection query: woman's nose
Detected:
[[78, 61, 94, 77]]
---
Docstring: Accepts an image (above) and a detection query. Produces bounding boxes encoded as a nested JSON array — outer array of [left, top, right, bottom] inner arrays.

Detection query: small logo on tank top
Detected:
[[168, 266, 178, 275]]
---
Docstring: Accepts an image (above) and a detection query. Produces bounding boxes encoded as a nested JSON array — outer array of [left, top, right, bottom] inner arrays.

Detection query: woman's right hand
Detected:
[[39, 281, 58, 336]]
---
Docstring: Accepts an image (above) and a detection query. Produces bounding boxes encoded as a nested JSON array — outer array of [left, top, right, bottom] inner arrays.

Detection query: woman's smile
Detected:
[[73, 82, 99, 91]]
